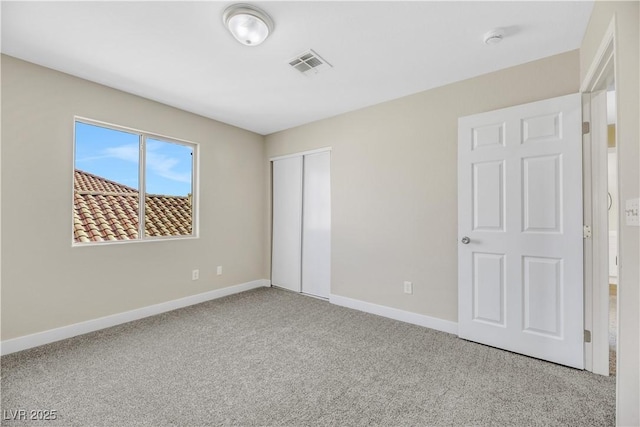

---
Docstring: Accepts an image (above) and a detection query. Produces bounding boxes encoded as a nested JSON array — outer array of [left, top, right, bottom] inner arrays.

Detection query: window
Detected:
[[73, 119, 197, 244]]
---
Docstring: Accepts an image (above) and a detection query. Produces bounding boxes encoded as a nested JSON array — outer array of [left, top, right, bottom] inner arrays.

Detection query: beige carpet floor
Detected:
[[1, 287, 615, 426]]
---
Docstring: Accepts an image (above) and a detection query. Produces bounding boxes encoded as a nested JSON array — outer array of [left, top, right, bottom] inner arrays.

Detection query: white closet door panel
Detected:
[[271, 157, 303, 292], [302, 151, 331, 298]]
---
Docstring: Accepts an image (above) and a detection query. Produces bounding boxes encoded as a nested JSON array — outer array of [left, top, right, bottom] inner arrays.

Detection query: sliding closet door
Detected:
[[271, 156, 303, 292], [302, 151, 331, 298]]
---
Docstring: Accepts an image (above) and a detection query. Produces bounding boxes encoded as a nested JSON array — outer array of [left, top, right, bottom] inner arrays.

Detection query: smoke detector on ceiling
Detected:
[[289, 49, 332, 75], [483, 28, 504, 45]]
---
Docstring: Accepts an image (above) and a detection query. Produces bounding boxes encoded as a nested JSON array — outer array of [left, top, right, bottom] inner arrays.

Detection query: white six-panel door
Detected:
[[458, 93, 584, 369]]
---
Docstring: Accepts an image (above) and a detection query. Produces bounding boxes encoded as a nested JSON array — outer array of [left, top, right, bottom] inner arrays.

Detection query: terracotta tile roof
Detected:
[[74, 169, 137, 194], [73, 169, 192, 243]]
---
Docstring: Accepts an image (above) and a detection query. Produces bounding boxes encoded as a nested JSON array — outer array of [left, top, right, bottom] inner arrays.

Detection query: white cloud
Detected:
[[80, 142, 191, 185], [145, 142, 192, 184], [146, 152, 191, 183], [102, 144, 139, 163], [77, 144, 139, 163]]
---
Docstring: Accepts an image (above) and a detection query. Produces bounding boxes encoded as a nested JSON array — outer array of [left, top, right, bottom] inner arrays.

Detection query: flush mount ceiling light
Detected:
[[483, 28, 504, 45], [223, 3, 274, 47]]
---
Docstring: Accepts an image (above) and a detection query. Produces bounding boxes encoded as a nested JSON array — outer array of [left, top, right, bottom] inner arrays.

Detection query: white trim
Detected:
[[589, 90, 611, 376], [580, 17, 616, 93], [270, 147, 331, 162], [71, 235, 200, 248], [72, 116, 200, 247], [329, 294, 458, 335], [582, 93, 594, 373], [0, 279, 271, 356], [138, 133, 146, 239], [74, 116, 199, 147], [581, 15, 618, 378]]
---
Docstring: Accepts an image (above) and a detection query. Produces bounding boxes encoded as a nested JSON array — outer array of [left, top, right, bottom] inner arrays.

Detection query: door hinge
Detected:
[[583, 225, 592, 238], [584, 330, 592, 343], [582, 122, 590, 135]]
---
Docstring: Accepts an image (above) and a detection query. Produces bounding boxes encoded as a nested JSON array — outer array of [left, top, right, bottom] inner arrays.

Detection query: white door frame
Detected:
[[580, 17, 618, 377]]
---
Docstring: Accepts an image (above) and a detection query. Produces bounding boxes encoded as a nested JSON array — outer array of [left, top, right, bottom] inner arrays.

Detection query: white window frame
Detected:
[[72, 116, 199, 246]]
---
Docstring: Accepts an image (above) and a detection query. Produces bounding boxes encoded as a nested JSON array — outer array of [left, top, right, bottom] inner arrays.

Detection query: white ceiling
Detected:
[[2, 1, 594, 135]]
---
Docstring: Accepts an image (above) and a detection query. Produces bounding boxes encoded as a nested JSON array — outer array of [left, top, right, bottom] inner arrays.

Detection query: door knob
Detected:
[[461, 236, 471, 244]]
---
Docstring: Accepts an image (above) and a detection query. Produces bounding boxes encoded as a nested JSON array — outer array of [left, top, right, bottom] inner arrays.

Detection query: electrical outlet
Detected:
[[192, 269, 199, 280], [404, 281, 413, 294], [217, 266, 223, 276]]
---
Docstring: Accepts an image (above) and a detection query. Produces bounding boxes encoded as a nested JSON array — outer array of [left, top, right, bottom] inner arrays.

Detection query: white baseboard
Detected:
[[1, 279, 271, 356], [329, 293, 458, 335]]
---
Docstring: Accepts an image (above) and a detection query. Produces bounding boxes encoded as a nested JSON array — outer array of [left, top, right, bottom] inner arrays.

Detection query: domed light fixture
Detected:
[[223, 3, 274, 47]]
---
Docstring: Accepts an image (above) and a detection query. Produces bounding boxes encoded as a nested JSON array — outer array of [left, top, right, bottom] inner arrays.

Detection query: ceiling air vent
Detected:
[[288, 49, 332, 75]]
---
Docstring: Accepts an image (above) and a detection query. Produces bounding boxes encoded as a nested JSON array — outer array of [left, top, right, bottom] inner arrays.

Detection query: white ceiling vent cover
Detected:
[[288, 49, 332, 75]]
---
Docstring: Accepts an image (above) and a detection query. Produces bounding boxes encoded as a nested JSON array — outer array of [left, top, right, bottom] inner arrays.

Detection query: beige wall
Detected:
[[1, 55, 266, 340], [265, 50, 580, 321], [581, 2, 640, 425]]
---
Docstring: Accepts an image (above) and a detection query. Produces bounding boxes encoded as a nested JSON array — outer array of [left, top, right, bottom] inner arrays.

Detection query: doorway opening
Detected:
[[581, 16, 618, 379]]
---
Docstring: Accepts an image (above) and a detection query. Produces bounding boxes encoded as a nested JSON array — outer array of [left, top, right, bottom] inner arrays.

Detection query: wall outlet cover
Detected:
[[403, 281, 413, 294], [625, 198, 639, 226]]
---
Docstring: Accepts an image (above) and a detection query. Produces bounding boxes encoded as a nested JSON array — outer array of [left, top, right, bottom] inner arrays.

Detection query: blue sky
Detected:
[[75, 122, 193, 196]]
